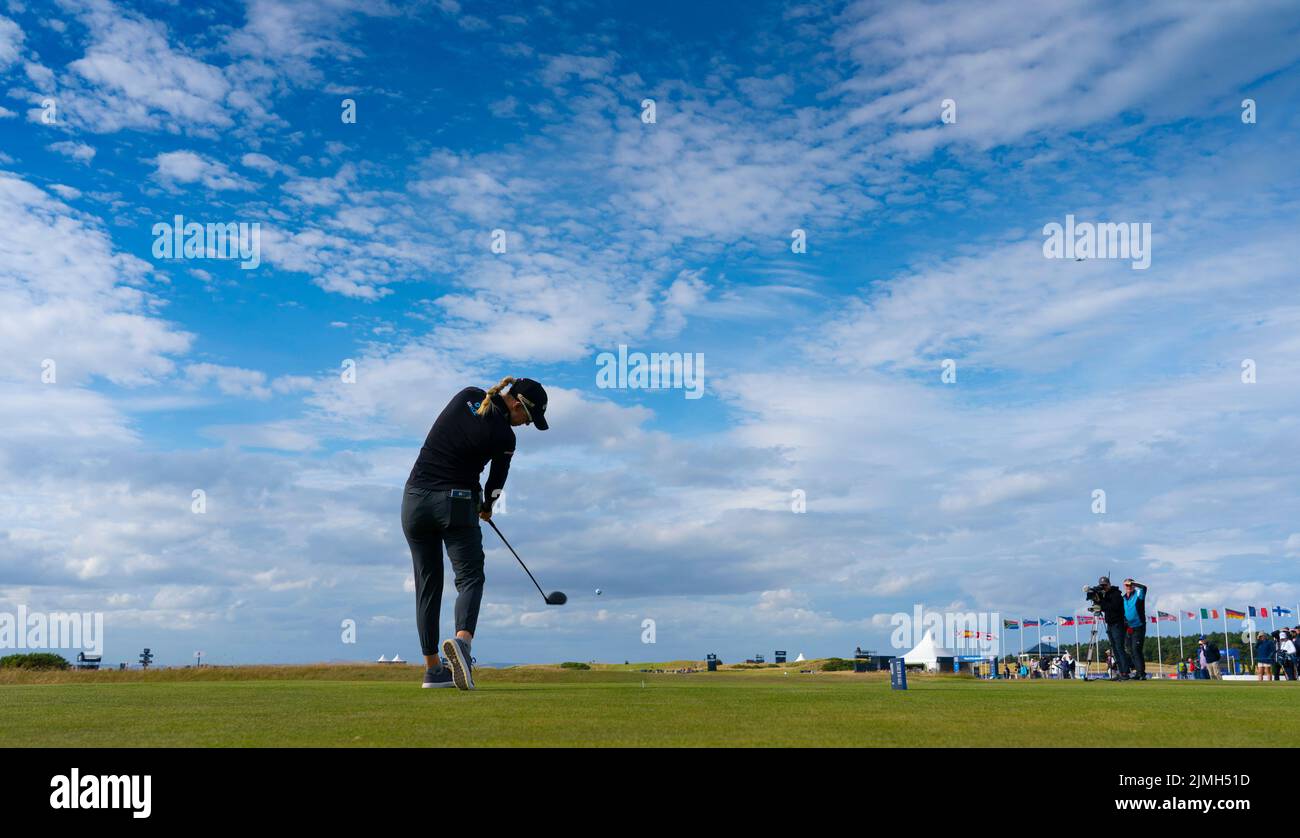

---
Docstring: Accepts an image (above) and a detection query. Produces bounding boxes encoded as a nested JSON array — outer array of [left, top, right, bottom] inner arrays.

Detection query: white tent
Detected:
[[902, 632, 962, 672], [391, 654, 405, 663], [376, 654, 388, 663], [794, 653, 806, 662]]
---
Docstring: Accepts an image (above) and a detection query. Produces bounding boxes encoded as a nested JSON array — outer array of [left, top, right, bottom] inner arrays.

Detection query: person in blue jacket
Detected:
[[1120, 578, 1147, 679]]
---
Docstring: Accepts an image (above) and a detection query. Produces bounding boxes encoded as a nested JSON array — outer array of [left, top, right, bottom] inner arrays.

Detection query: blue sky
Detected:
[[2, 0, 1299, 666]]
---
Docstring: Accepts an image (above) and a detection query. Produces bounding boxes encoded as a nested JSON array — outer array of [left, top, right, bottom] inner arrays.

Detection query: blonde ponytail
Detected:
[[476, 376, 515, 416]]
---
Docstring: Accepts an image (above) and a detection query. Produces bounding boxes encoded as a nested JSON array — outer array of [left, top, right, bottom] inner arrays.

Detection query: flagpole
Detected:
[[1222, 609, 1230, 675], [1074, 617, 1080, 662], [1177, 610, 1184, 665], [1154, 609, 1162, 677], [1271, 607, 1277, 634]]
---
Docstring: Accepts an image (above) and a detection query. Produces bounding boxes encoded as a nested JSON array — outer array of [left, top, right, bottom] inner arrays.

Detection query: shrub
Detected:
[[0, 653, 71, 670], [559, 661, 591, 670], [820, 658, 855, 672]]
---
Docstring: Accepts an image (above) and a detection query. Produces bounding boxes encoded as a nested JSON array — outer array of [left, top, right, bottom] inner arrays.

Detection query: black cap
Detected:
[[1098, 576, 1110, 586], [511, 378, 549, 430]]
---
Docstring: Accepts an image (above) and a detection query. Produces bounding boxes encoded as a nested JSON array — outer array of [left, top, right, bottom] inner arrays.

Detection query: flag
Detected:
[[1003, 619, 1020, 630], [1249, 606, 1258, 617], [1149, 616, 1157, 624], [1226, 609, 1245, 620], [1023, 618, 1040, 627], [1077, 615, 1096, 625], [1058, 616, 1075, 627], [1041, 618, 1056, 626], [1276, 607, 1293, 617], [1184, 611, 1196, 619], [1201, 608, 1219, 619], [1158, 611, 1175, 622]]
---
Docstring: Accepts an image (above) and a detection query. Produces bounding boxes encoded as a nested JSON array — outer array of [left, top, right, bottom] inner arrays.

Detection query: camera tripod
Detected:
[[1083, 614, 1107, 680]]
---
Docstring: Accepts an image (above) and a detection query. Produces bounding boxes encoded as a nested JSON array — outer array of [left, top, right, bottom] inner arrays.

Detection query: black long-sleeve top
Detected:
[[406, 387, 515, 509]]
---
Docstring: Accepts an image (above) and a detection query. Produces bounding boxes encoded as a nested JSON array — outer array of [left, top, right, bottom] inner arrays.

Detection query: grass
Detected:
[[1, 663, 1296, 747]]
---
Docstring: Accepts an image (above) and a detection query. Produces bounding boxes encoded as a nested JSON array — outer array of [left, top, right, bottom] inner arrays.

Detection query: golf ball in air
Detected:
[[595, 588, 602, 595]]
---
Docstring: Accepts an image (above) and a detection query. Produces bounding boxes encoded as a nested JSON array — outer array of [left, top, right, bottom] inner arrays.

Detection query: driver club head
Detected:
[[545, 591, 567, 606]]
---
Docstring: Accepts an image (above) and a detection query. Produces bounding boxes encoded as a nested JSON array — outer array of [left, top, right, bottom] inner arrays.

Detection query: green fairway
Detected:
[[2, 665, 1296, 747]]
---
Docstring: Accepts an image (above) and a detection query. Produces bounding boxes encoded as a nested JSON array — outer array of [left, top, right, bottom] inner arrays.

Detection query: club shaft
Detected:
[[486, 518, 548, 601]]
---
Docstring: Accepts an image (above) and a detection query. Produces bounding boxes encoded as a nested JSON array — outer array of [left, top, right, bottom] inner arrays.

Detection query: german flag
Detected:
[[1225, 608, 1246, 620]]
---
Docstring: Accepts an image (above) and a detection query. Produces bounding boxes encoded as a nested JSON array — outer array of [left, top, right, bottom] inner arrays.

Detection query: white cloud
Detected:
[[0, 172, 191, 387], [0, 15, 22, 70], [833, 0, 1300, 149], [184, 362, 273, 400], [58, 0, 235, 134], [48, 140, 96, 163], [282, 164, 355, 206], [240, 151, 293, 176], [153, 150, 253, 191]]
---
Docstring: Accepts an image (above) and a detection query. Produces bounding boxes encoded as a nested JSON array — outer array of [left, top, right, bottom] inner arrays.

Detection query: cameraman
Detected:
[[1088, 576, 1131, 679], [1121, 578, 1148, 679]]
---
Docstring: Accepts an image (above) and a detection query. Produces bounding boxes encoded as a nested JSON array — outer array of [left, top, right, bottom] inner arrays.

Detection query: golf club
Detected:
[[486, 518, 566, 605]]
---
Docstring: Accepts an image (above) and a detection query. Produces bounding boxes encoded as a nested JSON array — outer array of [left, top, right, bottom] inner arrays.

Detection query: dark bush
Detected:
[[820, 658, 855, 672], [559, 661, 591, 670], [0, 653, 71, 670]]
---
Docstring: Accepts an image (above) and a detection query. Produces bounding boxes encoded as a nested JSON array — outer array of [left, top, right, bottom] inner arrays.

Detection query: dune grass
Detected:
[[1, 664, 1293, 747]]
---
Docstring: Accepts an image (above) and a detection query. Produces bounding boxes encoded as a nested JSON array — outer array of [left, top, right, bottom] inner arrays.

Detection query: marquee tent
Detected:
[[901, 632, 962, 672]]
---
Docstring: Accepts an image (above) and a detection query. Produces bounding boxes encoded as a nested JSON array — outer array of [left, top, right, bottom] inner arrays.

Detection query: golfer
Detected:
[[402, 376, 549, 690]]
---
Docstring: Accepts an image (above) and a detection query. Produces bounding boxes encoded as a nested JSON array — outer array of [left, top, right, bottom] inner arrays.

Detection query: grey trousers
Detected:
[[1124, 624, 1146, 679], [401, 487, 485, 656]]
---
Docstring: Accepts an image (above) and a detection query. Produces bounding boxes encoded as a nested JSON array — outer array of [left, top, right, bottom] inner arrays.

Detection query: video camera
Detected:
[[1083, 582, 1109, 615]]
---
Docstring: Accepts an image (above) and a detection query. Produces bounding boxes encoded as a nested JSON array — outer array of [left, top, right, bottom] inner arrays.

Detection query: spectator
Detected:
[[1256, 632, 1276, 681], [1121, 578, 1148, 679], [1198, 636, 1222, 679], [1060, 650, 1075, 679], [1278, 630, 1297, 681]]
